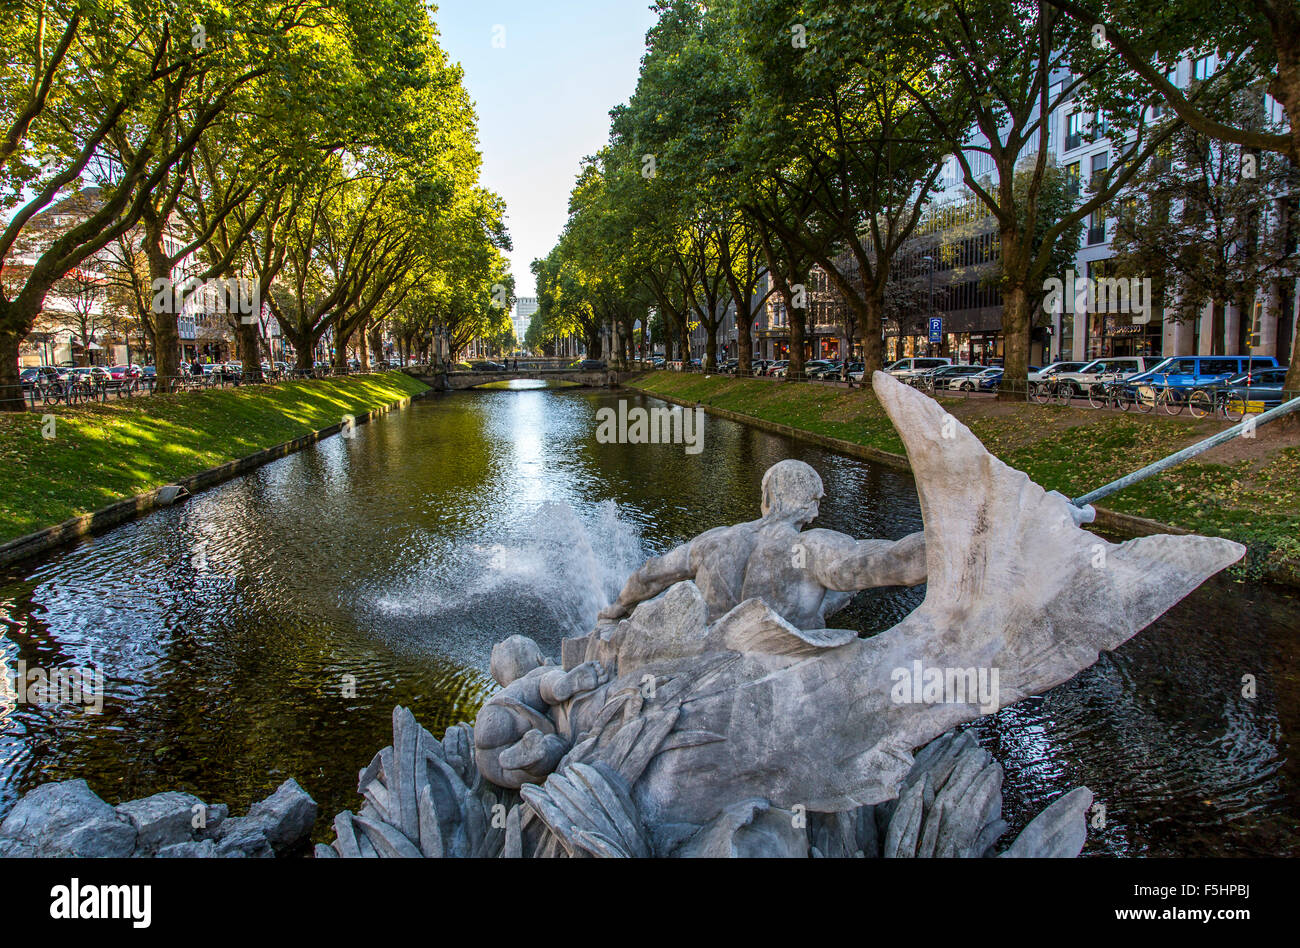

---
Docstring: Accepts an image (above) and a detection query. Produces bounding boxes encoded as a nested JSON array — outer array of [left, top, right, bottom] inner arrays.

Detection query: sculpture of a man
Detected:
[[597, 459, 926, 631], [473, 635, 607, 789]]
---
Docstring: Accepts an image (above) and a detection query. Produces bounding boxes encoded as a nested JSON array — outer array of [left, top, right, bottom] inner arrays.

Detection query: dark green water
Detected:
[[1, 381, 1297, 855]]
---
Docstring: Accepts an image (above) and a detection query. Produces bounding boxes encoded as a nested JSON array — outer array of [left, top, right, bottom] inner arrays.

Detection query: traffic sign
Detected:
[[928, 317, 943, 343]]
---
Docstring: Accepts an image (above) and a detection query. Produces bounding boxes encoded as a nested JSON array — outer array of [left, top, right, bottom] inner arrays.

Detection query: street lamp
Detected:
[[921, 255, 936, 358]]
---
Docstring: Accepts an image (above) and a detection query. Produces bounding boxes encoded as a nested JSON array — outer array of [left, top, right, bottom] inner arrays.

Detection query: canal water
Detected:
[[1, 381, 1296, 855]]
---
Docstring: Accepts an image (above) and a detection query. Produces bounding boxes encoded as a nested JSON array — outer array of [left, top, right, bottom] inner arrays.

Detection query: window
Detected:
[[1153, 144, 1174, 175], [1087, 208, 1107, 245], [1090, 151, 1109, 188], [1065, 162, 1081, 200], [1065, 111, 1084, 150], [1193, 55, 1215, 81], [1094, 109, 1109, 138], [1201, 359, 1238, 377]]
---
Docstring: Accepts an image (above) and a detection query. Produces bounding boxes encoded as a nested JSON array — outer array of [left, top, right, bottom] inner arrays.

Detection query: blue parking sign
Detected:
[[928, 317, 943, 343]]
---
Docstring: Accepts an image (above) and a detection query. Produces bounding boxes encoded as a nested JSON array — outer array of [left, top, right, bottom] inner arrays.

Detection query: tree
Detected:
[[824, 0, 1180, 394], [1047, 0, 1300, 166], [1046, 0, 1300, 395], [1111, 92, 1300, 354], [0, 2, 303, 408]]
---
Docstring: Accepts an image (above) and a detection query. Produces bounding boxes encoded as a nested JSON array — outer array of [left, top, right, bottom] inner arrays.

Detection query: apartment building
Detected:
[[776, 55, 1297, 369], [9, 187, 283, 367]]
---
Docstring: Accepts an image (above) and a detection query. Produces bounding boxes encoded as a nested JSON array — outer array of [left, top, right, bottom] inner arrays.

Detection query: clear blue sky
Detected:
[[433, 2, 658, 298]]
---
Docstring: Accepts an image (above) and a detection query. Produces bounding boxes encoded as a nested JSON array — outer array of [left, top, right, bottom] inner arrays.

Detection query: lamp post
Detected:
[[921, 254, 936, 358]]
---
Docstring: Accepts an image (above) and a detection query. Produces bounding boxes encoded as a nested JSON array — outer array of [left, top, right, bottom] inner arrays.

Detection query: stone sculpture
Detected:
[[596, 457, 926, 631], [318, 371, 1244, 858]]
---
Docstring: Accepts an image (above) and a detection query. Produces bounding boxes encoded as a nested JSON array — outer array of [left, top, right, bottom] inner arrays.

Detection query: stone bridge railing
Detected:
[[403, 367, 637, 391]]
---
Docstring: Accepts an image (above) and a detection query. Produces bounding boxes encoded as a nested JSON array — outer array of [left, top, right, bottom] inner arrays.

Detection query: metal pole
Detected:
[[1073, 393, 1300, 508]]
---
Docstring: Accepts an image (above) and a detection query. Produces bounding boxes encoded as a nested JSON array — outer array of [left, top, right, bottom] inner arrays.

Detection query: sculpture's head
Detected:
[[760, 460, 824, 527], [490, 634, 545, 686]]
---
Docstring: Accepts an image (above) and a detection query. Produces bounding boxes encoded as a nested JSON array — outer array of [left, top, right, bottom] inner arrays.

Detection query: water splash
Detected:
[[371, 500, 644, 662]]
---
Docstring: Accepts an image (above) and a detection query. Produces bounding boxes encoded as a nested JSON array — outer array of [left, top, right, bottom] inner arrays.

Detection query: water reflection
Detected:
[[0, 382, 1296, 854]]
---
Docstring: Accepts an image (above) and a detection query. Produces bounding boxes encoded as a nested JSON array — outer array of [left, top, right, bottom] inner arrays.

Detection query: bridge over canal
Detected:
[[403, 366, 638, 391]]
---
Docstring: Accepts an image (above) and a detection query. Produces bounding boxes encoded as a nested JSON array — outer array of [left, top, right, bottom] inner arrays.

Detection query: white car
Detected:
[[944, 366, 1002, 391], [1052, 356, 1161, 395], [886, 357, 951, 379], [1029, 361, 1087, 383], [926, 364, 984, 387]]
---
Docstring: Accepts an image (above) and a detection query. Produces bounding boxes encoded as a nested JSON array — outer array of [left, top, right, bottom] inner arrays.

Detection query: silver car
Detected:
[[1052, 356, 1160, 395]]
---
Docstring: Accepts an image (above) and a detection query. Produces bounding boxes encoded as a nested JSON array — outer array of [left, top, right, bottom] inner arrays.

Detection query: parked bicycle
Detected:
[[1187, 373, 1275, 422], [1031, 379, 1073, 405], [1087, 375, 1134, 411], [36, 378, 67, 406], [1133, 375, 1191, 415]]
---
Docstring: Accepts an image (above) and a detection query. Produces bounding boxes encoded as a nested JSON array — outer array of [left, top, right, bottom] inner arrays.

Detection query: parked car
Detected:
[[66, 366, 112, 389], [471, 361, 507, 371], [764, 360, 789, 377], [776, 359, 827, 379], [1050, 356, 1162, 395], [107, 364, 143, 381], [844, 362, 867, 382], [886, 357, 951, 380], [925, 364, 983, 387], [1211, 366, 1291, 410], [199, 362, 239, 380], [20, 365, 67, 391], [806, 360, 843, 380], [943, 366, 1001, 390], [1125, 355, 1280, 395], [1028, 361, 1087, 383], [975, 367, 1005, 391]]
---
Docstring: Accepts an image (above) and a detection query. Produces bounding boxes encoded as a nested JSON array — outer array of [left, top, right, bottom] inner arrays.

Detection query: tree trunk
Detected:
[[0, 325, 25, 412], [737, 308, 753, 376], [357, 319, 369, 369], [860, 287, 885, 377], [678, 318, 690, 367], [239, 317, 261, 383], [705, 328, 718, 373], [1284, 312, 1300, 398], [788, 302, 805, 381], [289, 328, 313, 372], [334, 328, 349, 372], [144, 216, 180, 394], [999, 283, 1033, 401]]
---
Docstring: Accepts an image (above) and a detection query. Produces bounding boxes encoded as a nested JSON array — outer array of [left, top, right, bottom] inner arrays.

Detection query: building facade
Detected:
[[764, 55, 1297, 369]]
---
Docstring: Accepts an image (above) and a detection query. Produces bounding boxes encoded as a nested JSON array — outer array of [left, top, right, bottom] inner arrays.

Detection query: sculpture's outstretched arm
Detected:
[[811, 530, 927, 591], [597, 540, 695, 621]]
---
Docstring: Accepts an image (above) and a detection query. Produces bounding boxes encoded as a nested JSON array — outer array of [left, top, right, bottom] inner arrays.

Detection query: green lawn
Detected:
[[630, 372, 1300, 575], [0, 372, 428, 544]]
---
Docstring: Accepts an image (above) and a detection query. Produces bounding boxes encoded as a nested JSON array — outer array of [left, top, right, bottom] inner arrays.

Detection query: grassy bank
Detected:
[[0, 371, 428, 545], [630, 372, 1300, 576]]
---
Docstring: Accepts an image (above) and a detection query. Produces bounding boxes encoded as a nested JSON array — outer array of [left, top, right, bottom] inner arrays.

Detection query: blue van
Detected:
[[1125, 355, 1280, 393]]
